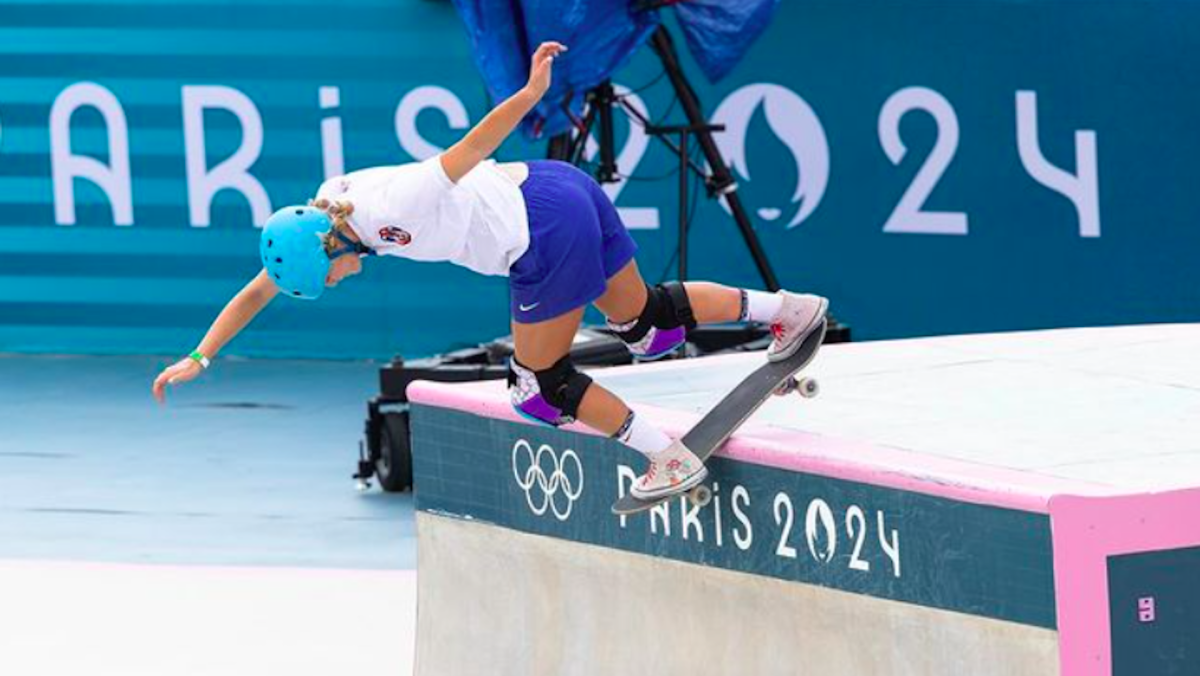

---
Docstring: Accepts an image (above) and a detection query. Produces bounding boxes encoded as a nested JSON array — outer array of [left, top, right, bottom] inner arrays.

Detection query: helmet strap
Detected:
[[327, 227, 375, 259]]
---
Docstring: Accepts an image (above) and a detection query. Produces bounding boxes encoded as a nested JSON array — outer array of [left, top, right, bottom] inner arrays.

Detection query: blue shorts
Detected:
[[509, 160, 638, 324]]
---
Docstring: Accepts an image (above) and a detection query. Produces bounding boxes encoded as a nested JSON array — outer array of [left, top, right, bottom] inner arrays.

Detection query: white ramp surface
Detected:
[[590, 324, 1200, 491]]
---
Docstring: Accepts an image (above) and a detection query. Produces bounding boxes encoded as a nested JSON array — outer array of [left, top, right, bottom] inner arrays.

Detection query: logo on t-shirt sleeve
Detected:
[[378, 226, 412, 246]]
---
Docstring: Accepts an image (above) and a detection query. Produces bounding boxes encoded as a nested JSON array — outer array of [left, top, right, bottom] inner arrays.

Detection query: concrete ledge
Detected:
[[409, 327, 1200, 675]]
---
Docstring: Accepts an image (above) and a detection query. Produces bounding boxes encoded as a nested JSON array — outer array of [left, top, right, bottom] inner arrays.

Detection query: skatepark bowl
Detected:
[[2, 324, 1198, 675]]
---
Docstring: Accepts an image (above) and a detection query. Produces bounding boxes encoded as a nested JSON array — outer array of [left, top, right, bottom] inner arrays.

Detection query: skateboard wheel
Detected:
[[689, 485, 713, 507], [796, 377, 819, 398], [774, 377, 797, 397]]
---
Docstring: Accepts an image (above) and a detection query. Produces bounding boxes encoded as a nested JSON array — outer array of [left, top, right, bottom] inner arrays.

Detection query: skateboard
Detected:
[[612, 320, 826, 515]]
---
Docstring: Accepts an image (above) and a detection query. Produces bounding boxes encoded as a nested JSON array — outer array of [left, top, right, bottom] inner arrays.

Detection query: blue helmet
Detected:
[[261, 206, 335, 300]]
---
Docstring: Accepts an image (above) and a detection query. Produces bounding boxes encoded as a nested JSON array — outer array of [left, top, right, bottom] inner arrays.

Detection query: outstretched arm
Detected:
[[152, 269, 279, 403], [440, 41, 566, 183]]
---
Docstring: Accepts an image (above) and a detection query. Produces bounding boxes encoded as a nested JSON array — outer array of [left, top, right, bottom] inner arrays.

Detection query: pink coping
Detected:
[[1051, 488, 1200, 676], [408, 378, 1116, 514]]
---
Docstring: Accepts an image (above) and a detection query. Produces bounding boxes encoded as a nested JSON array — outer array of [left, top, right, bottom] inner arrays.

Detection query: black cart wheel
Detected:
[[376, 412, 413, 492]]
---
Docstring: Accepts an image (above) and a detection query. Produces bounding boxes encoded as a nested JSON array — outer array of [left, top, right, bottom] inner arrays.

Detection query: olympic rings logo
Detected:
[[511, 439, 584, 521]]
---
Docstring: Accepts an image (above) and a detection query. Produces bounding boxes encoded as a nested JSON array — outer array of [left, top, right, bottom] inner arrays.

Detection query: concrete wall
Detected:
[[415, 514, 1060, 676]]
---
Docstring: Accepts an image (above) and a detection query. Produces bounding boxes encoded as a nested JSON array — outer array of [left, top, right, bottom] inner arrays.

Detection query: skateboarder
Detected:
[[151, 41, 829, 502]]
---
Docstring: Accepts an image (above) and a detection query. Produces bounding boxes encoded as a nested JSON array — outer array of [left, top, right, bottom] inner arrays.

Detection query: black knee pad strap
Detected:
[[510, 356, 593, 420], [661, 282, 697, 331], [612, 282, 696, 343], [541, 356, 593, 419]]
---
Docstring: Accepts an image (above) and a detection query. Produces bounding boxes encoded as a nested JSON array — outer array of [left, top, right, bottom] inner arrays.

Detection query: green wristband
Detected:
[[188, 350, 211, 369]]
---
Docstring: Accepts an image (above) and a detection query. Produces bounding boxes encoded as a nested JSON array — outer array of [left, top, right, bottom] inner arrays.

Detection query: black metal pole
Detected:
[[678, 130, 689, 281], [570, 102, 597, 166], [648, 26, 781, 291], [595, 82, 619, 184], [546, 133, 570, 161]]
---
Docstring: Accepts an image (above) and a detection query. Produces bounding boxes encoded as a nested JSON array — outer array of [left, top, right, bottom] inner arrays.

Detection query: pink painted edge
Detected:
[[1050, 488, 1200, 676], [409, 380, 1115, 513]]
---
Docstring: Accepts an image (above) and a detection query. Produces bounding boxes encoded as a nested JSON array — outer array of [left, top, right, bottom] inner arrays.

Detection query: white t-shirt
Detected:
[[314, 157, 529, 276]]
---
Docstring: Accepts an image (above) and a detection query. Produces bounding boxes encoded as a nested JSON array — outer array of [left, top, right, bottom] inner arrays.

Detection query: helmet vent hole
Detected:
[[293, 291, 302, 296], [295, 209, 304, 215], [275, 257, 282, 263], [274, 273, 281, 280], [267, 239, 273, 248]]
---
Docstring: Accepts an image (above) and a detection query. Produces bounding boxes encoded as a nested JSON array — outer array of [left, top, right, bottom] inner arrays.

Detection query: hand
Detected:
[[152, 357, 204, 404], [526, 41, 567, 98]]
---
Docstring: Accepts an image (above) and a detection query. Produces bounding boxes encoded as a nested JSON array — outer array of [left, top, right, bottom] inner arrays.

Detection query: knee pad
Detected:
[[508, 356, 593, 427], [607, 282, 696, 359]]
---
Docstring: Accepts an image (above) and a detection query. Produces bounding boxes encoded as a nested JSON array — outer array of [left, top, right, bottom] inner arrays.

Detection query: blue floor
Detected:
[[0, 354, 416, 569]]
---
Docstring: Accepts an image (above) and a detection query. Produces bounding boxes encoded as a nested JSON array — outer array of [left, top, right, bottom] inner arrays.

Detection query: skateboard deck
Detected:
[[612, 320, 827, 515]]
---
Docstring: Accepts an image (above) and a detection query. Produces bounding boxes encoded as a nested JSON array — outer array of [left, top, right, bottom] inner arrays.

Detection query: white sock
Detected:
[[615, 411, 672, 457], [741, 290, 783, 324]]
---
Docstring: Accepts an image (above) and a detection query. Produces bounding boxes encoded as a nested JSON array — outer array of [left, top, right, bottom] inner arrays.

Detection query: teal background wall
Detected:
[[1, 0, 1197, 358]]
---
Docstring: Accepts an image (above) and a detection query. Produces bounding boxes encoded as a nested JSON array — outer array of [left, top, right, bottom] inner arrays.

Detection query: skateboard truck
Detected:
[[774, 376, 820, 398]]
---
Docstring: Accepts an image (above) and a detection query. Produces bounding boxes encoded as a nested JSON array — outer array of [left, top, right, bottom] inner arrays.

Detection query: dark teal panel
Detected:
[[410, 404, 1058, 628], [1, 253, 256, 278], [1109, 546, 1200, 676], [1, 0, 1197, 356], [2, 206, 269, 227], [667, 0, 1200, 339], [0, 4, 449, 31], [1, 154, 329, 181]]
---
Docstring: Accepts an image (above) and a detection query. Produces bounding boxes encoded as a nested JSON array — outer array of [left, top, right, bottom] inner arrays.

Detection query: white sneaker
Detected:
[[630, 439, 708, 500], [767, 292, 829, 362]]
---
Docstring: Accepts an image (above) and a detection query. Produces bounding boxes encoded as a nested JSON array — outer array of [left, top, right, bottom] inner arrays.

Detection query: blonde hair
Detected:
[[310, 198, 355, 255]]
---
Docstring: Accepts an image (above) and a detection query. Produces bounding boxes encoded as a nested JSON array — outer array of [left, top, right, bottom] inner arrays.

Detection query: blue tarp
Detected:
[[674, 0, 780, 82], [451, 0, 780, 139]]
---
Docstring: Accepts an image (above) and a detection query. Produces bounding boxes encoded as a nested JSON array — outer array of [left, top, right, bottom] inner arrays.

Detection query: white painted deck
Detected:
[[592, 324, 1200, 493]]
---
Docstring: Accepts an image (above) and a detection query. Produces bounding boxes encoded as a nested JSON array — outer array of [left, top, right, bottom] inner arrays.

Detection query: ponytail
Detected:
[[310, 198, 357, 255]]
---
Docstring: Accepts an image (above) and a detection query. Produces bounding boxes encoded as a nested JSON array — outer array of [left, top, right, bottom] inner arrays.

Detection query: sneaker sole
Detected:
[[630, 465, 709, 501]]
